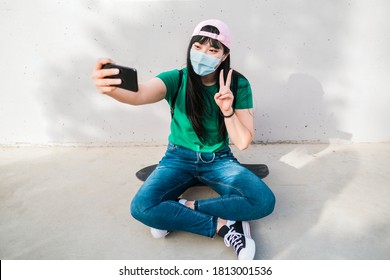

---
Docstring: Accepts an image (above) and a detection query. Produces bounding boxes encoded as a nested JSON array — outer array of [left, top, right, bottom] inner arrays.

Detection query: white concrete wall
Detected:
[[1, 0, 389, 145]]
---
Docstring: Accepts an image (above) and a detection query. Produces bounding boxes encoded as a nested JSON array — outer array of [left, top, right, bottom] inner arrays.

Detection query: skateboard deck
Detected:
[[136, 163, 269, 182]]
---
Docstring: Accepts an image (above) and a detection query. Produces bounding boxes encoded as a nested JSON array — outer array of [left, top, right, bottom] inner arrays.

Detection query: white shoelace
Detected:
[[223, 228, 244, 253]]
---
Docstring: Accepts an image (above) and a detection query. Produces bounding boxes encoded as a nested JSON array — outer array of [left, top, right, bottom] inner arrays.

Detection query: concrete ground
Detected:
[[0, 143, 389, 260]]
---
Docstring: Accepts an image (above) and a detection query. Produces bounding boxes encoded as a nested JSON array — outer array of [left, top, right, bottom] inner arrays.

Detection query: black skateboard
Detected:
[[136, 163, 269, 182]]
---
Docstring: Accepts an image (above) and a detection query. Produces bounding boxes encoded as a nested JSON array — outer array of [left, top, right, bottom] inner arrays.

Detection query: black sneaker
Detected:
[[218, 221, 256, 260]]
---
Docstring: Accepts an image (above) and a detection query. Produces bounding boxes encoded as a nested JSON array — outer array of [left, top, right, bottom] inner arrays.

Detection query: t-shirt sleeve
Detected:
[[156, 69, 181, 106], [234, 76, 253, 109]]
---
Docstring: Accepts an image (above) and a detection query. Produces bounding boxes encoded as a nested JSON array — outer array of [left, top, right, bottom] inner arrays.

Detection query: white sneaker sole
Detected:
[[238, 221, 256, 260], [150, 228, 169, 239]]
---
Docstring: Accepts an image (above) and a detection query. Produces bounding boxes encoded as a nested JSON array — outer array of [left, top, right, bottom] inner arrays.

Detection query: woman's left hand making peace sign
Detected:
[[214, 69, 234, 115]]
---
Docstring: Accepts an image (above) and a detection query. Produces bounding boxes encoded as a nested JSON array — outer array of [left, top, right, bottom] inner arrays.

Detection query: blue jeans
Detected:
[[130, 143, 275, 238]]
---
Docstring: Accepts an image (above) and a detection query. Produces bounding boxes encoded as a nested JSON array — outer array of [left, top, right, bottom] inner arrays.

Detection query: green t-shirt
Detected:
[[157, 68, 253, 153]]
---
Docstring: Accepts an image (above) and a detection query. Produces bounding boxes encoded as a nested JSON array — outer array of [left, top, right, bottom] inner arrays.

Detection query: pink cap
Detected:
[[191, 19, 232, 49]]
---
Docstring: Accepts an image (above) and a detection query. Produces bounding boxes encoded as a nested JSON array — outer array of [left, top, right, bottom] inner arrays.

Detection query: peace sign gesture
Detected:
[[214, 69, 234, 115]]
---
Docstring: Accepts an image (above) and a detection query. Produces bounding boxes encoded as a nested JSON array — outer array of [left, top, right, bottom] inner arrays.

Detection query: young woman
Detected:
[[92, 19, 275, 260]]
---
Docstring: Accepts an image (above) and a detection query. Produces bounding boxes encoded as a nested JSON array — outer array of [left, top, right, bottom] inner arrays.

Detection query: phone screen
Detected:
[[102, 63, 138, 92]]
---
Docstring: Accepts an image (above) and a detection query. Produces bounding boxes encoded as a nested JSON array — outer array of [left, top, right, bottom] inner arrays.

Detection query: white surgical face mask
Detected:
[[190, 49, 221, 76]]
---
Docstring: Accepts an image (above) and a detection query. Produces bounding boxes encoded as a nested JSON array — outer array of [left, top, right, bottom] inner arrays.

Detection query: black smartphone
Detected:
[[102, 63, 138, 92]]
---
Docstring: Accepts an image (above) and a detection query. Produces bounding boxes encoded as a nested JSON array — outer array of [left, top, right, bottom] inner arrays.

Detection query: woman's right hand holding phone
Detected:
[[91, 58, 167, 105], [91, 58, 121, 94]]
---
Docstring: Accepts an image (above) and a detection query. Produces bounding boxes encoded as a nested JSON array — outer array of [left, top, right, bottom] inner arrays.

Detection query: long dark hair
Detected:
[[185, 25, 231, 144]]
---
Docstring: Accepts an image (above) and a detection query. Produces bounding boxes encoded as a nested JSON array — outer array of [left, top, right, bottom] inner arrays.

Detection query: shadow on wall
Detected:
[[237, 1, 354, 144], [261, 73, 352, 143]]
